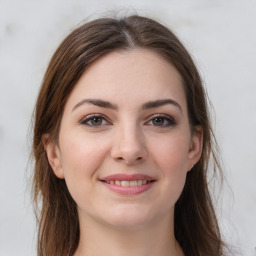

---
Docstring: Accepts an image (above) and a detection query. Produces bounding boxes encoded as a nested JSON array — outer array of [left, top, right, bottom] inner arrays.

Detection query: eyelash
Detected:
[[79, 114, 111, 127], [146, 114, 176, 127], [79, 114, 176, 127]]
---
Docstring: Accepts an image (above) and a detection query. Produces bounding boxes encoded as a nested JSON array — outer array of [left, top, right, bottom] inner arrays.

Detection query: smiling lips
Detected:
[[105, 179, 150, 186], [100, 174, 156, 195]]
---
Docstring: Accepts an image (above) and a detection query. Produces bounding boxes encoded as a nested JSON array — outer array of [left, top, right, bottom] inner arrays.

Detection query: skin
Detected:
[[44, 49, 203, 256]]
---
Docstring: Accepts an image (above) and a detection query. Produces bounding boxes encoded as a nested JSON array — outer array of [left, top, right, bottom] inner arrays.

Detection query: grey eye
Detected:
[[80, 115, 109, 126], [89, 117, 103, 126], [152, 117, 165, 126], [147, 115, 176, 127]]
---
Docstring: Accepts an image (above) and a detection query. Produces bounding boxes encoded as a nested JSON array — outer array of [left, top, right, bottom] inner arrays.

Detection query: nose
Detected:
[[110, 124, 147, 165]]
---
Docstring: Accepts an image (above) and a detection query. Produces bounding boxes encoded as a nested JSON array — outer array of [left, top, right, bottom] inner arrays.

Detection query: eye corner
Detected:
[[79, 114, 112, 127], [145, 114, 177, 127]]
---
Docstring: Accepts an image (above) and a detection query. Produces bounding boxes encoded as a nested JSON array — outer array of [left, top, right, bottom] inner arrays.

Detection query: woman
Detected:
[[32, 15, 226, 256]]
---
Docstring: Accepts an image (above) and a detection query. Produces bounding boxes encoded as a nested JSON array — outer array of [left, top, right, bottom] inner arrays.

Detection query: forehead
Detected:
[[65, 49, 187, 111]]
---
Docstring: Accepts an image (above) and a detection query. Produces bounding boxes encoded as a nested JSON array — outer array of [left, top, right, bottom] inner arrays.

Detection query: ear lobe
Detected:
[[187, 126, 203, 171], [42, 134, 64, 179]]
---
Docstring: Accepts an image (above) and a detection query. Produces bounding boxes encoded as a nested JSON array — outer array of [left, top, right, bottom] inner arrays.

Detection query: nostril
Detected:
[[111, 142, 147, 164], [115, 155, 144, 165]]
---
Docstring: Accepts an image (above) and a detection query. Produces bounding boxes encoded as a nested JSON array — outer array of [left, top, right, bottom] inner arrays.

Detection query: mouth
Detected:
[[99, 174, 156, 195], [102, 179, 154, 187]]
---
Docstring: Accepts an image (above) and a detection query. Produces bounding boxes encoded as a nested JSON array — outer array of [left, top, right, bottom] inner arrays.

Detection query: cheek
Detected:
[[58, 132, 111, 209], [58, 132, 110, 195], [60, 132, 109, 174], [152, 134, 190, 172], [150, 135, 189, 199]]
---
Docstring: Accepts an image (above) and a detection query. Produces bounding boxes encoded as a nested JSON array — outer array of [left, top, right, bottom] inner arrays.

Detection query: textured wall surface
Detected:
[[0, 1, 255, 255]]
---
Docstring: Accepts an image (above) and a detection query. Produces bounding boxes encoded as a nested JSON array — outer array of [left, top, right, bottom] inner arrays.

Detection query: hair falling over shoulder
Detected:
[[32, 14, 227, 256]]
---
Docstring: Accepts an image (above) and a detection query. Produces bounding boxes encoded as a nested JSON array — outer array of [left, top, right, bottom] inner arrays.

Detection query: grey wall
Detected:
[[0, 1, 255, 255]]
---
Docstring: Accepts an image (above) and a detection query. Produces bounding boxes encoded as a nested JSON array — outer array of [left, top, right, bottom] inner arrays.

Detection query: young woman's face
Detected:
[[45, 49, 202, 229]]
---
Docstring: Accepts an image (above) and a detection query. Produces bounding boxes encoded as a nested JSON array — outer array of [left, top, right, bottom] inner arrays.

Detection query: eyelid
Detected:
[[145, 113, 176, 127], [79, 113, 176, 127], [79, 113, 111, 126]]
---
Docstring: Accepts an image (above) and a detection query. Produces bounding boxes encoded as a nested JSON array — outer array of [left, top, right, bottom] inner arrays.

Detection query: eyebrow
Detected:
[[72, 98, 182, 112], [142, 99, 182, 112], [72, 99, 118, 111]]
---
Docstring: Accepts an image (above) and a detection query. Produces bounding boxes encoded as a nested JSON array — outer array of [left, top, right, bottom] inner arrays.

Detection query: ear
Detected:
[[42, 134, 64, 179], [187, 126, 203, 171]]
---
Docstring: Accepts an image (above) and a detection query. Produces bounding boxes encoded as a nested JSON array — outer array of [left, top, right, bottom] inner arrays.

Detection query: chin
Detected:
[[98, 205, 164, 230]]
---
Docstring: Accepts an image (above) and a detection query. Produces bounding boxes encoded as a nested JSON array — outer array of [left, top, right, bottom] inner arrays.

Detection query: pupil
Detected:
[[92, 117, 102, 125], [153, 117, 164, 126]]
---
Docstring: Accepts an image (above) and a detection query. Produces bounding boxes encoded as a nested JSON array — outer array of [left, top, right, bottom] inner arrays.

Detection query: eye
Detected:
[[80, 114, 110, 127], [147, 114, 176, 127]]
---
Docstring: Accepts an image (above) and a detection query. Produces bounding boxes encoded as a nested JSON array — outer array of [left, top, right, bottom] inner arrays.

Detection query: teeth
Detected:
[[121, 181, 130, 187], [105, 180, 151, 187], [129, 180, 138, 187]]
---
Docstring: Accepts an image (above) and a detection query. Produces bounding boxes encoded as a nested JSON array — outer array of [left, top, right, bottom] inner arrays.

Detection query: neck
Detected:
[[74, 212, 184, 256]]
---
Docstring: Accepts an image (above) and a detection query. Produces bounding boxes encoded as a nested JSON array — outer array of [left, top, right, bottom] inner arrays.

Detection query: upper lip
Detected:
[[100, 174, 156, 181]]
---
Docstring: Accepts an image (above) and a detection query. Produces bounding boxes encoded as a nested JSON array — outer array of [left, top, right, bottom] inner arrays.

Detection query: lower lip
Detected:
[[102, 181, 155, 195]]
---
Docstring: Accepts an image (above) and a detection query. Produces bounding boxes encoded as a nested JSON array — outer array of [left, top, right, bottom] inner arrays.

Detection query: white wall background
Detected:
[[0, 0, 255, 255]]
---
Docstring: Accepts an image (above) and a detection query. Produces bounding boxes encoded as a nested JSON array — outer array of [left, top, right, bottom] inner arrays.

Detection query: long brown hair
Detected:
[[32, 15, 226, 256]]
